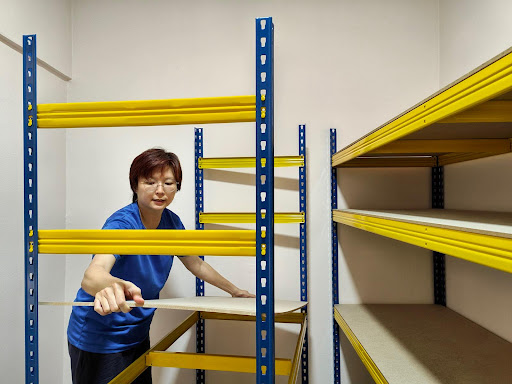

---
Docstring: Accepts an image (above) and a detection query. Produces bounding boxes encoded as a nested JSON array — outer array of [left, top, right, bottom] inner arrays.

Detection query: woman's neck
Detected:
[[137, 204, 162, 229]]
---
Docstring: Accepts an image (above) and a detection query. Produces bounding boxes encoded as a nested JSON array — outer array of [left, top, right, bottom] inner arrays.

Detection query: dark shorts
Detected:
[[68, 338, 151, 384]]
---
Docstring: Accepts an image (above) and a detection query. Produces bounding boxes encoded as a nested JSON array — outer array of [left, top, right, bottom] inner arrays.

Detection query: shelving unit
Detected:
[[23, 17, 306, 384], [194, 125, 308, 383], [330, 47, 512, 383]]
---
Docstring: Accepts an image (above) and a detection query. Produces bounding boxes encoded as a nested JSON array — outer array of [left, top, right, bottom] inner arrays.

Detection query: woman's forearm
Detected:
[[193, 260, 239, 295]]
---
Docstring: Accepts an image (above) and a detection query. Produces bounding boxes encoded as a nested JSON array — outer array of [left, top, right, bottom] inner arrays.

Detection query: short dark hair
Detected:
[[129, 148, 182, 203]]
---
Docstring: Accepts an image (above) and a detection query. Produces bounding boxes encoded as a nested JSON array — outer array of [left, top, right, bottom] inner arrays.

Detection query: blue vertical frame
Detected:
[[23, 34, 39, 384], [432, 166, 446, 306], [330, 129, 341, 384], [256, 17, 275, 383], [299, 125, 309, 383], [194, 128, 206, 384]]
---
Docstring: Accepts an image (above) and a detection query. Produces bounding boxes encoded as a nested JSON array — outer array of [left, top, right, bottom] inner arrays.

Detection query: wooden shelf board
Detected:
[[335, 304, 512, 384], [340, 209, 512, 238], [332, 44, 512, 167], [333, 209, 512, 273]]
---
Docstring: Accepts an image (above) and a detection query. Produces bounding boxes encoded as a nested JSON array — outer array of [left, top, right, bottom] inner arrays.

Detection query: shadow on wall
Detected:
[[339, 329, 374, 384], [149, 307, 301, 383], [335, 166, 433, 303], [206, 223, 300, 250], [205, 169, 299, 191]]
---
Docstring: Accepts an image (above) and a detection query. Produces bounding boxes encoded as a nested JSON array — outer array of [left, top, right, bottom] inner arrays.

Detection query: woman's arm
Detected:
[[178, 256, 255, 298], [82, 254, 144, 315]]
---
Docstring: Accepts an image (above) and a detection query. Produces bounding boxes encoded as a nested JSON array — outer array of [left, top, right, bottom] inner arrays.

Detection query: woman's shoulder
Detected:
[[103, 203, 141, 229], [162, 208, 185, 229]]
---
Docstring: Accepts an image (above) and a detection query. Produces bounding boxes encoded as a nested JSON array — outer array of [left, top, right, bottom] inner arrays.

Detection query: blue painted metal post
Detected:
[[256, 17, 275, 383], [432, 166, 446, 306], [194, 128, 206, 384], [330, 129, 341, 384], [299, 125, 309, 384], [23, 34, 39, 384]]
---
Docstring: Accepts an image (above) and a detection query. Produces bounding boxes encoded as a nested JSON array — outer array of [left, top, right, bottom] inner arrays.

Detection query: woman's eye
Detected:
[[146, 181, 155, 185]]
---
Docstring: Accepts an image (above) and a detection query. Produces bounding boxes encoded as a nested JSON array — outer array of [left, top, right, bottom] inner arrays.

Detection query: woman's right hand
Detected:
[[93, 281, 144, 316]]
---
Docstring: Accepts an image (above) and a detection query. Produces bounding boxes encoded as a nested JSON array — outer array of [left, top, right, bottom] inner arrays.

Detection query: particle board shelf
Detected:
[[334, 304, 512, 384], [332, 46, 512, 167], [333, 209, 512, 273]]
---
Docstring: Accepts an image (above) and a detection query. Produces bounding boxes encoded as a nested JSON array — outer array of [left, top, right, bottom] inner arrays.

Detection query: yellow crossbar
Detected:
[[333, 210, 512, 273], [36, 95, 256, 128], [38, 229, 256, 256], [109, 312, 199, 384], [38, 95, 256, 113], [199, 156, 304, 169], [200, 212, 305, 224], [146, 352, 292, 376]]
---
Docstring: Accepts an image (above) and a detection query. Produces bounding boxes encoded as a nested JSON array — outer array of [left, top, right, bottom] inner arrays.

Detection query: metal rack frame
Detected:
[[22, 17, 287, 384], [194, 124, 308, 383]]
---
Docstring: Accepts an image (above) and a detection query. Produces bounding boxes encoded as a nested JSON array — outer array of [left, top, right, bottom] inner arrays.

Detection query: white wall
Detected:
[[0, 0, 71, 383], [440, 0, 512, 343], [64, 1, 440, 384], [335, 1, 439, 383]]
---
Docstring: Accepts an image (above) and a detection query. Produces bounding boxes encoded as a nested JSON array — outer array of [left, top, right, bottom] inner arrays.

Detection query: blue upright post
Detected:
[[330, 129, 341, 384], [256, 17, 275, 383], [299, 125, 309, 384], [194, 128, 206, 384], [432, 166, 446, 306], [23, 34, 39, 384]]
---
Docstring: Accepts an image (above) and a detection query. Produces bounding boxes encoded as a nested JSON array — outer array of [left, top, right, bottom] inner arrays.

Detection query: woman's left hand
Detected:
[[232, 288, 256, 298]]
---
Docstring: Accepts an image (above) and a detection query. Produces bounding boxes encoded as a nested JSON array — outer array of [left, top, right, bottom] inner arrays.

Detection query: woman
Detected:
[[67, 148, 254, 384]]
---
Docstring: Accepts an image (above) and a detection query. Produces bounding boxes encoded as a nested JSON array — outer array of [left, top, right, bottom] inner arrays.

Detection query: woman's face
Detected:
[[136, 166, 177, 213]]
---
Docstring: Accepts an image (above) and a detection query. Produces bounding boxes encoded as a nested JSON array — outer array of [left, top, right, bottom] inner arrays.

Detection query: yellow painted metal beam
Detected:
[[332, 49, 512, 166], [109, 311, 199, 384], [38, 229, 256, 256], [37, 95, 256, 128], [372, 139, 511, 155], [38, 95, 256, 113], [333, 210, 512, 274], [438, 151, 510, 166], [146, 352, 292, 376], [200, 311, 305, 324], [440, 100, 512, 123], [338, 156, 437, 168], [199, 156, 304, 169], [200, 212, 305, 224], [288, 315, 308, 384], [38, 111, 255, 128], [334, 307, 388, 384]]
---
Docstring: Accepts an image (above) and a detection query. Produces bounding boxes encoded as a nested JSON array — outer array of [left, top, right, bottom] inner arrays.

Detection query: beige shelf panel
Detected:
[[335, 304, 512, 384], [41, 296, 307, 316], [333, 209, 512, 273], [341, 209, 512, 239], [332, 46, 512, 167]]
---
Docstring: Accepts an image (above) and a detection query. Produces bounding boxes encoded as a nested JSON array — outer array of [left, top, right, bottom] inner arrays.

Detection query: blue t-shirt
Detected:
[[67, 203, 185, 353]]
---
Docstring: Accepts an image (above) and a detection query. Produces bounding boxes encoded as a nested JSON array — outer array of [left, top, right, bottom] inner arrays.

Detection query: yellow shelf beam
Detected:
[[200, 212, 305, 224], [372, 139, 511, 155], [332, 49, 512, 167], [333, 210, 512, 274], [110, 309, 306, 382], [337, 156, 437, 168], [334, 307, 388, 384], [441, 100, 512, 123], [38, 229, 256, 256], [146, 352, 292, 376], [199, 156, 304, 169], [37, 95, 256, 128], [288, 314, 308, 384], [200, 311, 305, 324], [109, 311, 200, 384]]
